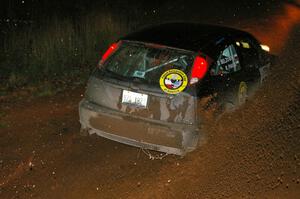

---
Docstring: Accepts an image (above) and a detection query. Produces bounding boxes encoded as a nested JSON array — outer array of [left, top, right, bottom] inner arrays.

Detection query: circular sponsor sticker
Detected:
[[159, 69, 188, 94]]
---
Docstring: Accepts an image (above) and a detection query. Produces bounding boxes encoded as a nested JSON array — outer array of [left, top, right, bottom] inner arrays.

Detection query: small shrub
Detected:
[[0, 122, 8, 129]]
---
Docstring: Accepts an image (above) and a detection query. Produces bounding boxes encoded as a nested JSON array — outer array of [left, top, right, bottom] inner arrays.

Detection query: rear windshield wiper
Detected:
[[144, 55, 187, 73]]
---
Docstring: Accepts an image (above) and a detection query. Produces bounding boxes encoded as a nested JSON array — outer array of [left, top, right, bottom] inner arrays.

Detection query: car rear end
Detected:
[[79, 40, 208, 155]]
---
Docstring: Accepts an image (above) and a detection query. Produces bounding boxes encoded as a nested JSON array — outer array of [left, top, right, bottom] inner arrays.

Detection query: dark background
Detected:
[[0, 0, 284, 27], [0, 0, 289, 92]]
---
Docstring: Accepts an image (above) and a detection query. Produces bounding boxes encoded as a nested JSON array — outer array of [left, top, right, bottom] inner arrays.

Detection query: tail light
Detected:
[[100, 42, 120, 65], [190, 55, 208, 84]]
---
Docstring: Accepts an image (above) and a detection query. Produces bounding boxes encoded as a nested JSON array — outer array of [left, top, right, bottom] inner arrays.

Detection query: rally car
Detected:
[[79, 23, 272, 155]]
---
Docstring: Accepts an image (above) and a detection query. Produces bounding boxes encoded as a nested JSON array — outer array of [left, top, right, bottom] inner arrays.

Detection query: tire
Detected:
[[237, 81, 248, 106], [224, 81, 248, 112]]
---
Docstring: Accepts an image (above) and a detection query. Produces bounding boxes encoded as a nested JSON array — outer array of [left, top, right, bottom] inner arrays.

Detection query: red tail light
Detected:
[[100, 42, 120, 64], [190, 55, 208, 84]]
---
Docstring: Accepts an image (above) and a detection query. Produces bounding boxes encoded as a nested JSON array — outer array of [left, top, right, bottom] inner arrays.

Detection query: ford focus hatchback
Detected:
[[79, 23, 272, 155]]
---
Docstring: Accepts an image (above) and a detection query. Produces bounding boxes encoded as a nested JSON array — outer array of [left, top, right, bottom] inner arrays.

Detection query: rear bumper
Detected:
[[79, 99, 200, 155]]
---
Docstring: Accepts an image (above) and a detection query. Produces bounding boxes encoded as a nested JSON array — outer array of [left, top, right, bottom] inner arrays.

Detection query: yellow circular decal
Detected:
[[159, 69, 188, 94]]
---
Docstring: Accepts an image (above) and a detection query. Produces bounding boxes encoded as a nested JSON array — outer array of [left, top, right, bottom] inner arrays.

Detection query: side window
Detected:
[[235, 38, 260, 69], [210, 44, 241, 76]]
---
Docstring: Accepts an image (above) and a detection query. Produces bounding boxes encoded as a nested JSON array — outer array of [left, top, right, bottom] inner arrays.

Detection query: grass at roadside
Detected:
[[0, 111, 7, 129], [0, 10, 130, 92], [0, 122, 8, 129]]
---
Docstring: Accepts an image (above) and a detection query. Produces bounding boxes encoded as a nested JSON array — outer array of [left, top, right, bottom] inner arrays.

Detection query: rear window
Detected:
[[100, 41, 195, 85]]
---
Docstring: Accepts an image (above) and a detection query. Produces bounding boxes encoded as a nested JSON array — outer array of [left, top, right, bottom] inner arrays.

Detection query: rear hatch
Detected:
[[85, 40, 198, 125]]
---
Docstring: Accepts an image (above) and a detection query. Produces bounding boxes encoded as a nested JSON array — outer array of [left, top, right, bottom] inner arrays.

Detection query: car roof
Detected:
[[121, 22, 252, 53]]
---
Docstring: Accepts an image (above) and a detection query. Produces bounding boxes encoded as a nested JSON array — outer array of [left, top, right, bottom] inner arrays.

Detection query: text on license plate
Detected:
[[122, 90, 148, 108]]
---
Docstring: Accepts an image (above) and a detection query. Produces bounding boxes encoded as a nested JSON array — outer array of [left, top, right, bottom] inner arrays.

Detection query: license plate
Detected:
[[122, 90, 148, 108]]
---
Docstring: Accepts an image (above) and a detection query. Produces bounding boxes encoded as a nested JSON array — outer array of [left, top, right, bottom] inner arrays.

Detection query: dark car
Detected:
[[79, 23, 272, 155]]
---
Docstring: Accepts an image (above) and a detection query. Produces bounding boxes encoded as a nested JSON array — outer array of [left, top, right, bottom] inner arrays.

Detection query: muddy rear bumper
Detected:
[[79, 99, 199, 155]]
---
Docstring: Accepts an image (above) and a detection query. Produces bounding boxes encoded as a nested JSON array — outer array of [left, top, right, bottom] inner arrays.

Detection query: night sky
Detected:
[[0, 0, 285, 24]]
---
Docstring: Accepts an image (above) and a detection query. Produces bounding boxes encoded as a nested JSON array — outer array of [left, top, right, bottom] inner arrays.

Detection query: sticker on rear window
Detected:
[[159, 69, 188, 94]]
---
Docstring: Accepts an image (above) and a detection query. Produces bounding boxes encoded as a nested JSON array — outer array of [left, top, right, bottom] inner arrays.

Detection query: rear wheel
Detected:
[[237, 81, 248, 106], [223, 81, 248, 113]]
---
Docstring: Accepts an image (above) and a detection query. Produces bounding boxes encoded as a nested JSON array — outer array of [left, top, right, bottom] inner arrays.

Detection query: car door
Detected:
[[235, 36, 264, 97], [207, 42, 244, 108]]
